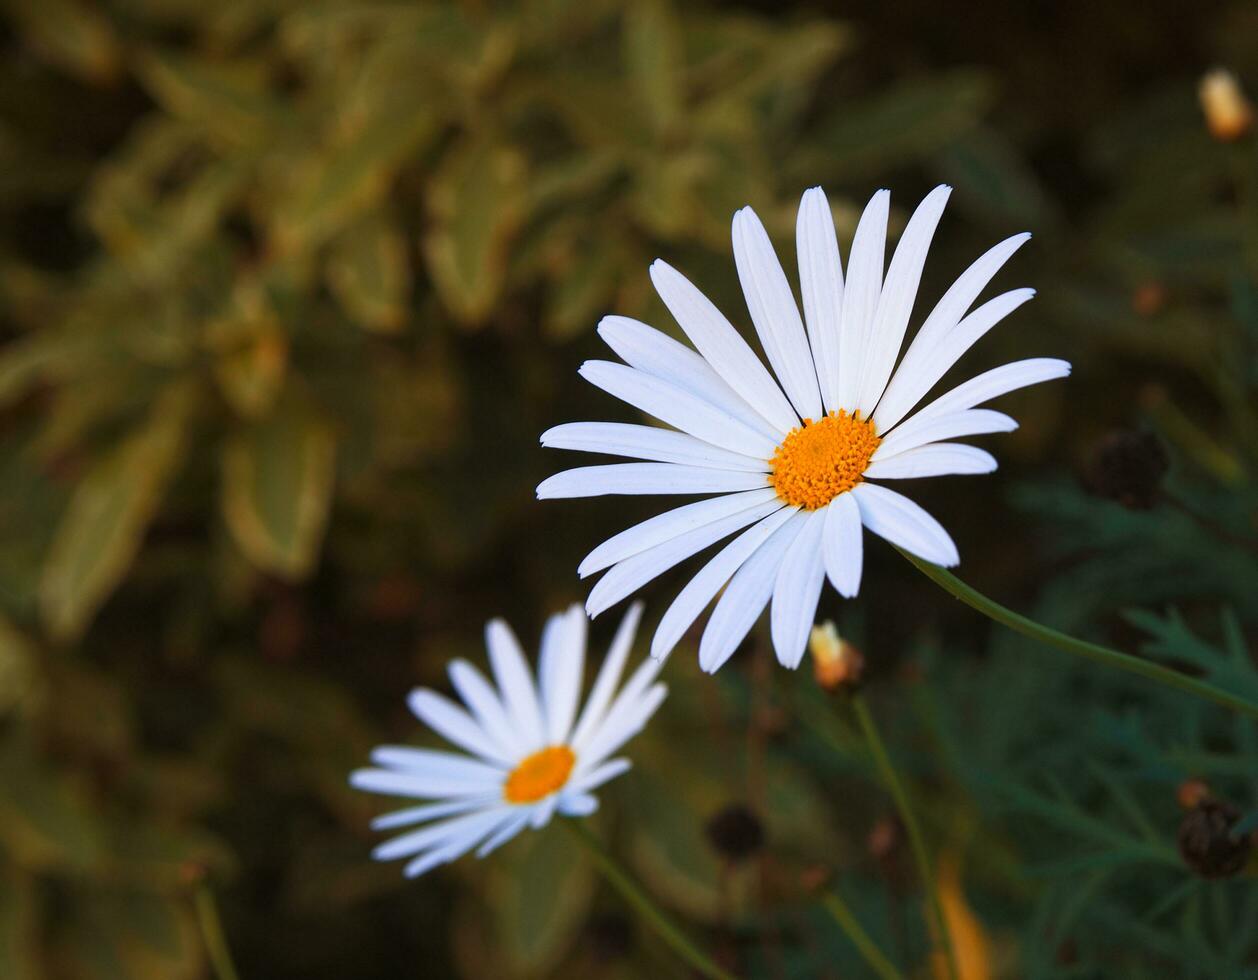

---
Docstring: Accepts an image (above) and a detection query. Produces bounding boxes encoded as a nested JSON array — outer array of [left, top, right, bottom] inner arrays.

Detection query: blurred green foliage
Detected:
[[2, 0, 1258, 977]]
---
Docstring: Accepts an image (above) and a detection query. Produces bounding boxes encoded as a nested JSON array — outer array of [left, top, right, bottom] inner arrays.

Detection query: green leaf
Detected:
[[327, 210, 412, 334], [0, 734, 105, 871], [423, 131, 528, 325], [221, 394, 337, 579], [39, 383, 194, 642], [623, 0, 684, 136]]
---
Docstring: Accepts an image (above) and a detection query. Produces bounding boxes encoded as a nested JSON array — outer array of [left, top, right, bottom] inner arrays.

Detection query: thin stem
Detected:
[[821, 890, 905, 980], [900, 549, 1258, 721], [566, 820, 737, 980], [194, 881, 241, 980], [852, 695, 959, 980]]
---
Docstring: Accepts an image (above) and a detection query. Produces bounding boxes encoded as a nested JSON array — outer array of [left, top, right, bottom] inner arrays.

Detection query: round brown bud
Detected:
[[1082, 429, 1169, 510], [704, 804, 765, 863], [1176, 778, 1211, 811], [1178, 800, 1252, 878]]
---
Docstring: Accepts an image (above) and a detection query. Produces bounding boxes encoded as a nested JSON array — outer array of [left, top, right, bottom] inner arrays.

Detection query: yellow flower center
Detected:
[[503, 745, 576, 804], [768, 410, 881, 510]]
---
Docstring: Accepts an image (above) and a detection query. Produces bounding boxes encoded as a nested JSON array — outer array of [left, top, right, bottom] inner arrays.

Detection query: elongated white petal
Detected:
[[836, 190, 889, 409], [852, 483, 959, 567], [875, 408, 1017, 459], [541, 422, 767, 471], [579, 488, 780, 578], [597, 316, 782, 442], [698, 510, 809, 673], [403, 818, 505, 878], [447, 661, 519, 761], [371, 796, 497, 832], [407, 689, 512, 766], [864, 444, 997, 479], [874, 234, 1033, 431], [822, 491, 863, 597], [557, 793, 599, 817], [650, 259, 800, 433], [567, 602, 642, 750], [796, 187, 844, 411], [586, 496, 783, 618], [538, 463, 769, 499], [733, 207, 822, 419], [378, 806, 508, 864], [650, 505, 799, 661], [350, 765, 500, 801], [539, 605, 585, 744], [475, 810, 532, 858], [529, 794, 560, 829], [369, 746, 505, 781], [900, 357, 1071, 428], [855, 185, 951, 415], [579, 361, 778, 458], [770, 509, 827, 669], [568, 758, 631, 795], [576, 681, 667, 767], [485, 619, 547, 751]]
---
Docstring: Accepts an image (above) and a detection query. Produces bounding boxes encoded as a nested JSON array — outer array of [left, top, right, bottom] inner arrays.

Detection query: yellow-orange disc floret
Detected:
[[768, 409, 881, 510], [503, 745, 576, 804]]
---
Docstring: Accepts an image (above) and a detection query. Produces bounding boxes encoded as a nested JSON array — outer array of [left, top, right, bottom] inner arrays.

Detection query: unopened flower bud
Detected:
[[810, 621, 864, 692], [704, 803, 765, 863], [1178, 799, 1252, 878], [1177, 778, 1211, 811], [1082, 429, 1169, 510], [1200, 69, 1253, 142]]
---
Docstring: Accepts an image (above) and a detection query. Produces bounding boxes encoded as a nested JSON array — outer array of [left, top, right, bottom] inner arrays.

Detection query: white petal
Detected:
[[698, 510, 809, 673], [650, 505, 799, 661], [538, 463, 769, 499], [567, 603, 641, 754], [575, 682, 667, 767], [851, 483, 959, 567], [407, 689, 513, 766], [485, 619, 547, 751], [448, 660, 519, 762], [377, 806, 506, 866], [529, 793, 560, 829], [539, 605, 585, 745], [370, 796, 497, 832], [855, 185, 951, 415], [822, 491, 863, 597], [578, 488, 779, 578], [597, 315, 782, 442], [650, 259, 799, 433], [836, 190, 889, 410], [541, 422, 768, 471], [732, 207, 822, 419], [475, 810, 532, 857], [368, 746, 504, 781], [557, 792, 600, 817], [796, 187, 844, 411], [579, 361, 778, 458], [873, 228, 1033, 432], [875, 408, 1017, 459], [864, 444, 997, 479], [586, 496, 783, 618], [350, 764, 500, 801], [569, 758, 631, 795], [769, 509, 827, 669], [898, 357, 1071, 428]]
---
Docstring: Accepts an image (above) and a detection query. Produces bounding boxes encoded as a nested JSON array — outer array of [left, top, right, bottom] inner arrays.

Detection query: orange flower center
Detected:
[[503, 745, 576, 804], [768, 410, 881, 510]]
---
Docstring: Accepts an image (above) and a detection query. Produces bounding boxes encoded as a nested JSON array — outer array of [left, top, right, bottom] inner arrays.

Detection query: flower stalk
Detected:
[[900, 549, 1258, 720], [194, 881, 241, 980], [821, 888, 905, 980]]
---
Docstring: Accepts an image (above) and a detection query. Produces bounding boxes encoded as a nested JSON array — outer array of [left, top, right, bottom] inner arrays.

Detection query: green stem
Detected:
[[566, 820, 737, 980], [852, 695, 959, 980], [900, 549, 1258, 720], [821, 890, 905, 980], [194, 882, 241, 980]]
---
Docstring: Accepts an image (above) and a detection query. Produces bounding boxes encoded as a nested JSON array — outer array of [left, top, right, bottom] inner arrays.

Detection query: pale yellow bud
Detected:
[[1200, 69, 1253, 142], [809, 621, 864, 692]]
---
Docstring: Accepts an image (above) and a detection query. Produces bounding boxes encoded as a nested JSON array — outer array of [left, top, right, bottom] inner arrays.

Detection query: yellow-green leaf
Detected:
[[327, 210, 412, 334], [221, 396, 337, 579]]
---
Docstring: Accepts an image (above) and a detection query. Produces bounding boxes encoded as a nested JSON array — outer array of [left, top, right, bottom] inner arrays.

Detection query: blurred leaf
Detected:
[[39, 383, 195, 641], [423, 131, 528, 325], [492, 825, 595, 973], [6, 0, 120, 83], [0, 614, 39, 717], [327, 210, 412, 334], [221, 394, 337, 579], [0, 864, 40, 980], [937, 127, 1054, 228], [623, 0, 684, 137], [0, 735, 104, 871]]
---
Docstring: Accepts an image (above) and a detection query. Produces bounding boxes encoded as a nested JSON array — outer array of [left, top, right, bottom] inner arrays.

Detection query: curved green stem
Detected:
[[821, 889, 905, 980], [194, 882, 241, 980], [852, 694, 959, 980], [900, 550, 1258, 721], [566, 820, 737, 980]]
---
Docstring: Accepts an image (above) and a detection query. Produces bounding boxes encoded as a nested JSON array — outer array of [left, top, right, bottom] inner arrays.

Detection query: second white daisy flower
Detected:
[[539, 185, 1070, 673]]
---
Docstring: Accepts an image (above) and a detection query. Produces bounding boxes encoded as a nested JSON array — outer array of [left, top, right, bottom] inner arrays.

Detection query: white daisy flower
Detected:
[[350, 603, 664, 878], [538, 185, 1070, 673]]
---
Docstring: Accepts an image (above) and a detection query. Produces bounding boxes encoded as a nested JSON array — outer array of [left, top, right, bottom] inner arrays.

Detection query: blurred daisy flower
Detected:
[[351, 603, 664, 878], [539, 186, 1069, 672]]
